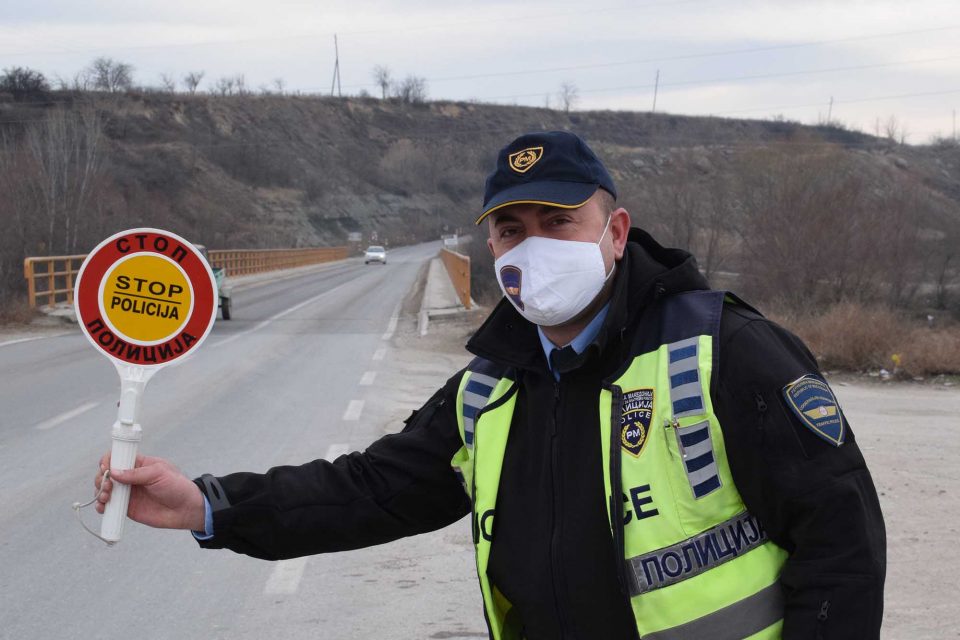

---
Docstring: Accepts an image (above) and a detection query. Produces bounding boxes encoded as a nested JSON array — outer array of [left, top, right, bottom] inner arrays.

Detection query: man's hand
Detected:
[[95, 453, 206, 532]]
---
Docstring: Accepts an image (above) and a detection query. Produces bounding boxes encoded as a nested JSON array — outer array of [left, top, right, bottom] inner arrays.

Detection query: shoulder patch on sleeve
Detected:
[[781, 374, 846, 447]]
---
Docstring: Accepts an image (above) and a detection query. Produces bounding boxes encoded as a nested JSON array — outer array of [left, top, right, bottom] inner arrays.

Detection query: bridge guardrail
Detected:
[[23, 255, 87, 309], [439, 248, 472, 310], [207, 247, 350, 277], [23, 246, 350, 309]]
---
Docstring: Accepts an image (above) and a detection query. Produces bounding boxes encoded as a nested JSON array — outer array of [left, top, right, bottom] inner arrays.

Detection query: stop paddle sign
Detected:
[[75, 228, 217, 366], [74, 228, 217, 543]]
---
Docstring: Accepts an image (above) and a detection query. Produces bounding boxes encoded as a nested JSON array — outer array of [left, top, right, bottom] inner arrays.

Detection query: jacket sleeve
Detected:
[[713, 306, 886, 640], [193, 371, 471, 560]]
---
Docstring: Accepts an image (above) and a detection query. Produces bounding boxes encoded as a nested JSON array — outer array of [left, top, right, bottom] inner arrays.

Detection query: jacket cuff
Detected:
[[192, 474, 231, 548]]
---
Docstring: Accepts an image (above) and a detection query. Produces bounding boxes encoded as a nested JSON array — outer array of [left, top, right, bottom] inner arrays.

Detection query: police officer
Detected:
[[96, 131, 886, 639]]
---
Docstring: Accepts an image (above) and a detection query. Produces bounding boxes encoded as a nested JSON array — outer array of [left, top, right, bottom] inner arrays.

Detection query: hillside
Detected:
[[1, 92, 959, 311]]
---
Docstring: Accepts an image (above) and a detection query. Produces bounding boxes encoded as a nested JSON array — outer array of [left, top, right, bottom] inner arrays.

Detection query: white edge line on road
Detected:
[[213, 279, 355, 349], [264, 557, 309, 595], [0, 333, 70, 349], [34, 401, 100, 431], [359, 371, 376, 386], [380, 303, 401, 340], [372, 347, 386, 361], [342, 400, 364, 421]]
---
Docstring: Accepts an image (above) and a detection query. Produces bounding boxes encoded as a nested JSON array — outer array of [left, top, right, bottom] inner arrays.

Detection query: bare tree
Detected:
[[0, 66, 50, 102], [87, 57, 134, 92], [214, 76, 236, 96], [372, 65, 392, 100], [884, 115, 910, 146], [273, 77, 286, 94], [557, 81, 579, 113], [159, 73, 176, 93], [234, 74, 248, 96], [23, 106, 105, 254], [183, 71, 205, 94], [53, 71, 92, 91], [393, 75, 427, 104], [728, 146, 929, 307]]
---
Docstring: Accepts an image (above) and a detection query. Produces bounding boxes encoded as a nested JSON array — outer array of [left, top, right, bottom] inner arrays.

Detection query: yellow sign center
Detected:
[[101, 254, 192, 343]]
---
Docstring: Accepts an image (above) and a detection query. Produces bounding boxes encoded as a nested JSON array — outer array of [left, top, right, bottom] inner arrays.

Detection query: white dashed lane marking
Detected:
[[323, 443, 351, 461], [264, 557, 309, 595], [34, 401, 100, 431], [372, 347, 386, 361], [342, 400, 364, 421], [359, 371, 376, 386]]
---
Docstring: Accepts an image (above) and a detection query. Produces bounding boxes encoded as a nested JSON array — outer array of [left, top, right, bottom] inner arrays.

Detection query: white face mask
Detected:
[[495, 215, 614, 327]]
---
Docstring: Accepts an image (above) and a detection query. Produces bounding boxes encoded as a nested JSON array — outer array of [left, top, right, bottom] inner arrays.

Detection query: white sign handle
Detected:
[[101, 423, 141, 542], [101, 367, 154, 543]]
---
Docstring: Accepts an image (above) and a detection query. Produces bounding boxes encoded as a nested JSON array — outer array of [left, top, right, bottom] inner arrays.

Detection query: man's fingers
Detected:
[[110, 462, 163, 486], [98, 476, 112, 500]]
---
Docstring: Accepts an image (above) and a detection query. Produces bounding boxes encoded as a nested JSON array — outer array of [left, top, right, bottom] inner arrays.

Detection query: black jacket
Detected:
[[196, 229, 886, 639]]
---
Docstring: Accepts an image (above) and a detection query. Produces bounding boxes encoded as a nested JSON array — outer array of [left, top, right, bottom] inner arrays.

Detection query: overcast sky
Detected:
[[1, 0, 957, 142]]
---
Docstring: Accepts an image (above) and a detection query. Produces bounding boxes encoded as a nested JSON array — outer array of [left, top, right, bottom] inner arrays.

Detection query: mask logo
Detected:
[[508, 146, 544, 173], [499, 265, 524, 310], [621, 389, 654, 457]]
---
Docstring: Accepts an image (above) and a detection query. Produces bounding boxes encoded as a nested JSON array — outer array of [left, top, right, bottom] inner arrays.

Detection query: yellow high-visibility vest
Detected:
[[452, 290, 788, 639]]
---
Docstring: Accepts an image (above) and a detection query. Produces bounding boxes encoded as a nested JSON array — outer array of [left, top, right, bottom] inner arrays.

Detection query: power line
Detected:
[[9, 52, 955, 112], [481, 54, 960, 102], [336, 25, 960, 90], [713, 88, 960, 116]]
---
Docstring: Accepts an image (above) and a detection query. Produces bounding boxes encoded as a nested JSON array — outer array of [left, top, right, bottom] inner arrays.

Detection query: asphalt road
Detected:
[[0, 241, 486, 640]]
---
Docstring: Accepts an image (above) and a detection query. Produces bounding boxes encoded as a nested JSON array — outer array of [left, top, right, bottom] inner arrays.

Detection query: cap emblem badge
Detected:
[[508, 146, 544, 174]]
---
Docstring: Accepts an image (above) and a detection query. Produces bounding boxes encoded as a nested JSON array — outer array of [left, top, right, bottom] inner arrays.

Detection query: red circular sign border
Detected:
[[74, 228, 217, 368]]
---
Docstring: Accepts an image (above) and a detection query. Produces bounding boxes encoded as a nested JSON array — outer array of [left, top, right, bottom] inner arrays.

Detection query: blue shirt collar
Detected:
[[537, 302, 611, 380]]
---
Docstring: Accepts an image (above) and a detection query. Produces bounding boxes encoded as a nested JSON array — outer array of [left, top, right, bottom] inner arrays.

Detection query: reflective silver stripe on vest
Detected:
[[675, 420, 722, 499], [462, 372, 499, 449], [642, 582, 784, 640], [667, 337, 704, 418], [627, 512, 769, 596], [667, 336, 721, 499]]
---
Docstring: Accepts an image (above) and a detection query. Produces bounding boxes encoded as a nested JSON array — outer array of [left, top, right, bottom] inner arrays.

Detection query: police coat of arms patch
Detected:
[[621, 388, 654, 457]]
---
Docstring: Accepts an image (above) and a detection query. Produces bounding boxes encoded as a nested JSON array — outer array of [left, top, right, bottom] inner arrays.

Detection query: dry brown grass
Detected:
[[0, 296, 40, 324], [772, 302, 960, 376]]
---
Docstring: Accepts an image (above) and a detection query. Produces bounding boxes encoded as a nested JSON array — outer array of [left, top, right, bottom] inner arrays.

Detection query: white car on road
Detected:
[[364, 245, 387, 265]]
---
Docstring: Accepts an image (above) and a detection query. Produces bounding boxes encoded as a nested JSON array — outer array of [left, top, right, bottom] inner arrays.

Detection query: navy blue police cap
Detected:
[[476, 131, 617, 225]]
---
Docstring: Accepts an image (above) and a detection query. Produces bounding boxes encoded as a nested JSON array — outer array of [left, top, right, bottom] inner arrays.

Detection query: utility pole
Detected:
[[826, 96, 833, 125], [331, 34, 342, 97], [652, 69, 660, 113]]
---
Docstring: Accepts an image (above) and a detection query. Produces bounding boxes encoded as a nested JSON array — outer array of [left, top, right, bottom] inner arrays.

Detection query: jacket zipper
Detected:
[[550, 380, 572, 637], [754, 391, 767, 441], [816, 599, 830, 639], [605, 384, 642, 640]]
